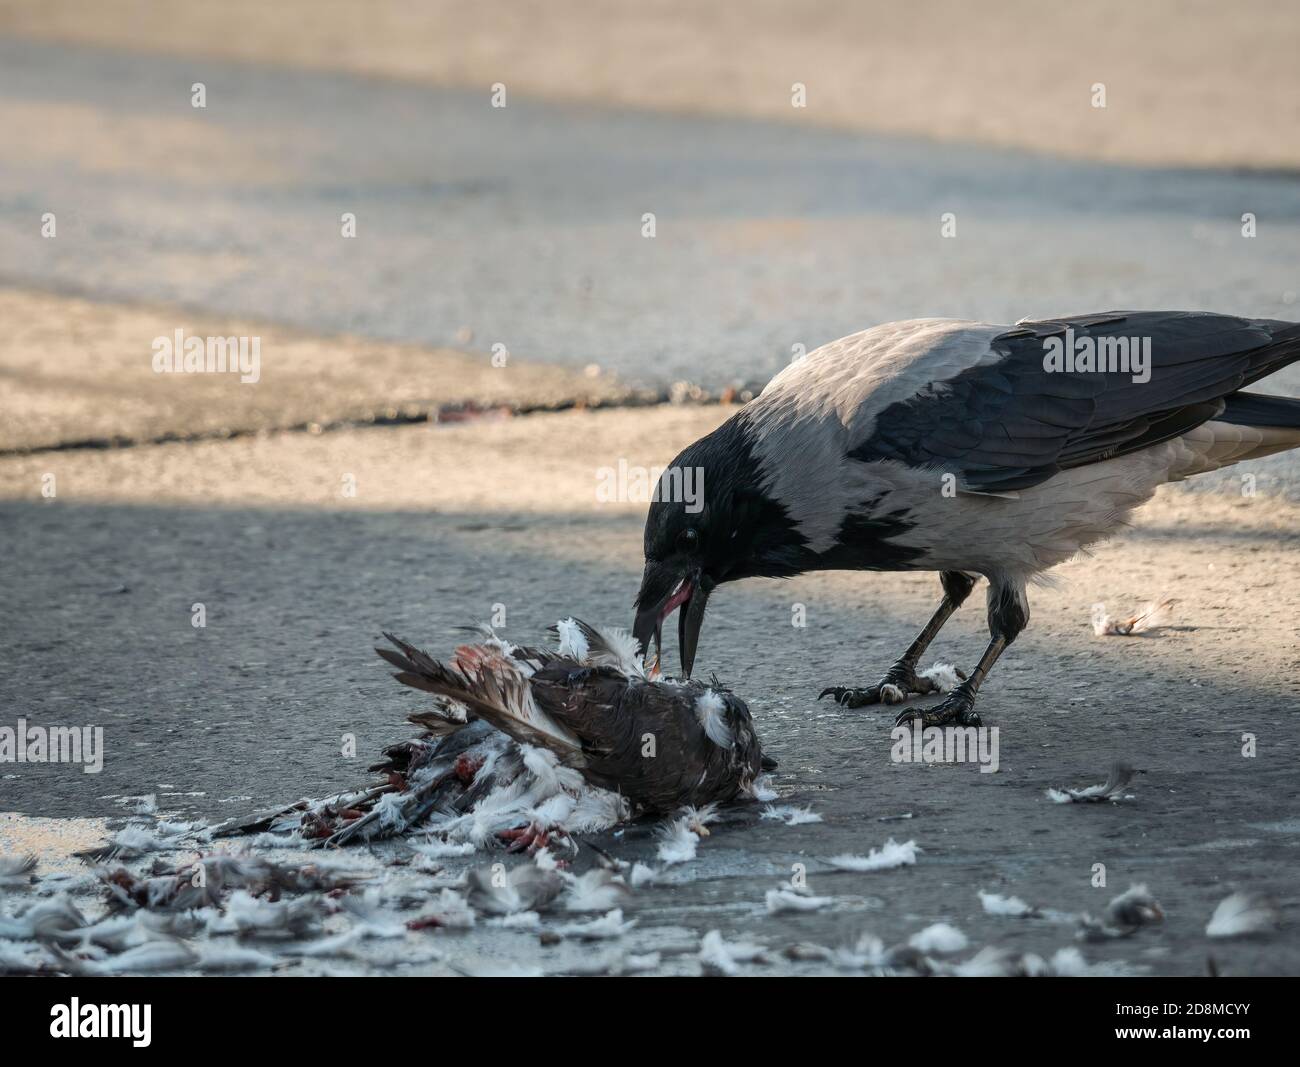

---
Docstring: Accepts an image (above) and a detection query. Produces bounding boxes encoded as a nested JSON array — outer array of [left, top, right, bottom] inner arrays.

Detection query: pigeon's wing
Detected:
[[527, 664, 634, 753], [533, 673, 763, 812], [848, 312, 1300, 493], [377, 634, 588, 765]]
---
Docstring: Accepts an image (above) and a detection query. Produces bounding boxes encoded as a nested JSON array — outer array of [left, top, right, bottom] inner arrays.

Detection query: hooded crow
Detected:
[[634, 311, 1300, 726]]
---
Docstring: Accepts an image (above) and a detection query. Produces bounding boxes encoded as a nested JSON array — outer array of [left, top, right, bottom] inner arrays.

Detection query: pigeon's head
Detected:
[[633, 414, 801, 677]]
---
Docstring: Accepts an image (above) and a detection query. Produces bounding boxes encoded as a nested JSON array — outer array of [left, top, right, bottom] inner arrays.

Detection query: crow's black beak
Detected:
[[634, 562, 713, 678]]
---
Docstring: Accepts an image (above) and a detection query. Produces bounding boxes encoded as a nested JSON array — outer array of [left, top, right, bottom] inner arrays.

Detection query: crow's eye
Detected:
[[676, 528, 699, 553]]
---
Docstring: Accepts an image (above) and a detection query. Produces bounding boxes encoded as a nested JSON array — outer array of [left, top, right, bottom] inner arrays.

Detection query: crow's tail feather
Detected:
[[1220, 390, 1300, 429]]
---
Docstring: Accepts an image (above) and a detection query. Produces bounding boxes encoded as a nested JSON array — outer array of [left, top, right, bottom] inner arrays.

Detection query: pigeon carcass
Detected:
[[222, 619, 769, 850]]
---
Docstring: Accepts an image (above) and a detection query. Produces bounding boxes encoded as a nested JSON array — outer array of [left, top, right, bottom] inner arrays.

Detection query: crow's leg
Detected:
[[820, 571, 977, 708], [895, 576, 1028, 728]]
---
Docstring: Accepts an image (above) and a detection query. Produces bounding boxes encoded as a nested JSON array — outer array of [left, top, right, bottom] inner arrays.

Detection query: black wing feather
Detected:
[[850, 311, 1300, 492]]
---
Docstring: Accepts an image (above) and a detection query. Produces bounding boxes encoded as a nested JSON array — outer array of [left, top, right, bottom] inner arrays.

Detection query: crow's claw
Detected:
[[819, 685, 882, 708], [894, 697, 982, 728], [819, 660, 942, 709]]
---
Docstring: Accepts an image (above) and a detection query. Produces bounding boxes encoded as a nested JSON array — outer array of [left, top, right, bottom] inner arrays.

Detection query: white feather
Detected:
[[371, 791, 410, 833], [71, 940, 196, 975], [1093, 597, 1176, 636], [553, 618, 590, 661], [593, 624, 645, 674], [828, 838, 919, 871], [196, 944, 279, 972], [978, 890, 1035, 917], [765, 887, 834, 913], [1206, 891, 1280, 938], [917, 662, 964, 693], [489, 910, 542, 930], [760, 804, 822, 826], [694, 690, 734, 748], [628, 863, 659, 888], [551, 908, 636, 940], [561, 870, 628, 913], [408, 838, 476, 860], [519, 744, 586, 795], [908, 922, 968, 955], [699, 929, 766, 975], [832, 932, 888, 970], [654, 818, 700, 865], [0, 854, 37, 886]]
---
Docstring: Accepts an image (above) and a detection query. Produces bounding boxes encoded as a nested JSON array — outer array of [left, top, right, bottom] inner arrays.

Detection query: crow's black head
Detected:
[[633, 413, 805, 677]]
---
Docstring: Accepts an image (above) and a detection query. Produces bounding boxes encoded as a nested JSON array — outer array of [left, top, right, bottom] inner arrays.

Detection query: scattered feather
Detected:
[[0, 854, 37, 887], [628, 863, 659, 888], [833, 933, 890, 970], [0, 896, 87, 941], [828, 838, 919, 872], [699, 929, 766, 975], [283, 927, 367, 959], [75, 824, 185, 862], [196, 944, 279, 972], [766, 887, 834, 914], [760, 804, 822, 826], [917, 662, 965, 692], [1092, 598, 1176, 636], [208, 891, 326, 940], [681, 803, 721, 836], [338, 889, 407, 938], [943, 945, 1136, 977], [908, 922, 968, 955], [466, 864, 564, 915], [490, 910, 542, 930], [978, 890, 1036, 917], [409, 838, 477, 860], [655, 818, 700, 865], [550, 908, 636, 940], [561, 869, 629, 913], [1206, 892, 1280, 939], [1047, 762, 1135, 804], [63, 940, 197, 975], [1105, 884, 1164, 929], [407, 888, 476, 931]]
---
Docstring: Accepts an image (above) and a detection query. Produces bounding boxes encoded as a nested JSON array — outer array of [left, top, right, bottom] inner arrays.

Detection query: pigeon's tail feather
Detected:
[[378, 633, 587, 767]]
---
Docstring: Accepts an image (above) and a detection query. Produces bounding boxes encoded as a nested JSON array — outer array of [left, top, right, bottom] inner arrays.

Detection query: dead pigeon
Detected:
[[377, 620, 767, 812], [220, 619, 768, 851]]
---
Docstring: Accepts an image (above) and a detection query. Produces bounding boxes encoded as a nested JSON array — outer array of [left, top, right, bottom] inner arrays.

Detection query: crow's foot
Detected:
[[894, 692, 982, 728], [819, 660, 954, 709]]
